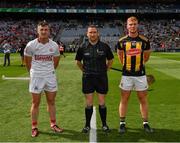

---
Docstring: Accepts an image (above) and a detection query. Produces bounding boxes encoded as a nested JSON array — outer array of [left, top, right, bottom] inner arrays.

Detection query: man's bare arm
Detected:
[[144, 50, 151, 63], [117, 49, 124, 64], [24, 55, 32, 72], [76, 60, 84, 72], [53, 56, 60, 69], [106, 59, 113, 70]]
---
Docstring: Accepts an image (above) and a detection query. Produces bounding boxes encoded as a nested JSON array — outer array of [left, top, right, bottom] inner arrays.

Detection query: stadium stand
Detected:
[[0, 0, 180, 9], [0, 0, 179, 52], [1, 18, 179, 52]]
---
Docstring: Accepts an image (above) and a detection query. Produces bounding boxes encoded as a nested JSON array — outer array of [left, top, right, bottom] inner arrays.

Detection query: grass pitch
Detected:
[[0, 52, 180, 142]]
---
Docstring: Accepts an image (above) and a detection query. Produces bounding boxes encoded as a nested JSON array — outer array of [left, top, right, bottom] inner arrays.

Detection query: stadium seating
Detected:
[[0, 18, 179, 52]]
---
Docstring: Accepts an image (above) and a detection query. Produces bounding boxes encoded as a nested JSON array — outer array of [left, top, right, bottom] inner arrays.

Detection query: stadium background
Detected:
[[0, 0, 179, 53], [0, 0, 180, 142]]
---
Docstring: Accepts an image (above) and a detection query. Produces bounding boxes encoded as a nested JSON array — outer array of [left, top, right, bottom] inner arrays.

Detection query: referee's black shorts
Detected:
[[82, 73, 108, 94]]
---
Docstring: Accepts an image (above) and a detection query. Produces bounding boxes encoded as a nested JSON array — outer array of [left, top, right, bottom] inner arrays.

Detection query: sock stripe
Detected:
[[143, 121, 149, 125], [120, 121, 126, 125]]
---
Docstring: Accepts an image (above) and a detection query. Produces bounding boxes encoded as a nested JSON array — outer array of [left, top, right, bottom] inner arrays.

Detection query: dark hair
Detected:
[[87, 25, 98, 31], [37, 20, 49, 27]]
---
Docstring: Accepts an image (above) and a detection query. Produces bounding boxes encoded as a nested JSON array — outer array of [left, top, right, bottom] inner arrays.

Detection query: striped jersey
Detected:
[[117, 35, 150, 76]]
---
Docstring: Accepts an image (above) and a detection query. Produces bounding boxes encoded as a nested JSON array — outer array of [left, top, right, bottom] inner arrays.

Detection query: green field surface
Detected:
[[0, 52, 180, 142]]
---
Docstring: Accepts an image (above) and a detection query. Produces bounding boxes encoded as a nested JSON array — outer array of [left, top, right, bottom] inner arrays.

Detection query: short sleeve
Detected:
[[106, 44, 114, 60], [144, 40, 150, 50], [116, 41, 124, 50], [53, 43, 60, 57], [75, 47, 83, 61], [24, 42, 33, 57]]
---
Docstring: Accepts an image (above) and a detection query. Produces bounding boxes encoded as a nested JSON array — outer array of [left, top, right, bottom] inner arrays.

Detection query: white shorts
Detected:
[[119, 75, 148, 91], [29, 75, 58, 94]]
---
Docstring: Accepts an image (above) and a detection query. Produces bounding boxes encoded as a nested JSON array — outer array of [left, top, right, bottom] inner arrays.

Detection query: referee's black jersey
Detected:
[[75, 40, 114, 75], [117, 35, 150, 76]]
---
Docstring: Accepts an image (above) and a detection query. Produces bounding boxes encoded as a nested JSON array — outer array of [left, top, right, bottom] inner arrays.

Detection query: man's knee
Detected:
[[139, 98, 147, 105], [32, 101, 40, 108], [47, 99, 55, 106], [85, 94, 93, 106], [45, 91, 56, 106], [31, 94, 41, 108], [120, 95, 129, 104], [137, 93, 147, 104], [98, 98, 105, 105]]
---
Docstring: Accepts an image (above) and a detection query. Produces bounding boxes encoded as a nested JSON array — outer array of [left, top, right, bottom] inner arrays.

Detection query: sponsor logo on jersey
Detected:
[[126, 49, 141, 56], [35, 55, 53, 61]]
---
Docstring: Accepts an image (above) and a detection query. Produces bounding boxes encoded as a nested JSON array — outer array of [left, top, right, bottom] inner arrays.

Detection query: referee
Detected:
[[75, 25, 114, 133]]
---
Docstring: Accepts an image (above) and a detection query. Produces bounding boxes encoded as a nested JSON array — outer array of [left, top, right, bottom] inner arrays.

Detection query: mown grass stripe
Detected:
[[148, 56, 180, 79]]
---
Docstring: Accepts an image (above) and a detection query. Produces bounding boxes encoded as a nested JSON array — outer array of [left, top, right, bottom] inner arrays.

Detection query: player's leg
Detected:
[[7, 53, 10, 66], [135, 76, 153, 132], [134, 76, 149, 121], [45, 91, 63, 133], [31, 93, 41, 137], [45, 91, 56, 126], [137, 90, 148, 120], [45, 75, 63, 133], [29, 76, 44, 137], [119, 76, 133, 133], [82, 75, 94, 133], [119, 90, 131, 119], [3, 54, 6, 66], [22, 56, 24, 66], [119, 90, 131, 133], [21, 55, 24, 66], [137, 90, 153, 132]]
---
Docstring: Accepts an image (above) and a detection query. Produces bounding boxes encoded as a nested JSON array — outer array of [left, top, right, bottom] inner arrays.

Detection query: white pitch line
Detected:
[[2, 75, 30, 80], [89, 106, 97, 143]]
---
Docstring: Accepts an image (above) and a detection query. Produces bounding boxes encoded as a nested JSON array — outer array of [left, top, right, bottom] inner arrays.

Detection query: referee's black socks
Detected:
[[99, 104, 107, 126], [85, 105, 93, 127]]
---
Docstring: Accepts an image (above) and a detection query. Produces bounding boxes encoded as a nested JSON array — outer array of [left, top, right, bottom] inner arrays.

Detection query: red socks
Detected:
[[50, 119, 56, 127], [32, 121, 37, 129]]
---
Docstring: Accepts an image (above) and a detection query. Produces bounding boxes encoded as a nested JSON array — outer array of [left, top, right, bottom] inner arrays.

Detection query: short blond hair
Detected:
[[127, 16, 138, 23]]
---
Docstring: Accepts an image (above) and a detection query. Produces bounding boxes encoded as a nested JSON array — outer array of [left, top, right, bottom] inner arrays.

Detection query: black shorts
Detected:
[[60, 51, 64, 54], [20, 52, 24, 57], [82, 74, 108, 94]]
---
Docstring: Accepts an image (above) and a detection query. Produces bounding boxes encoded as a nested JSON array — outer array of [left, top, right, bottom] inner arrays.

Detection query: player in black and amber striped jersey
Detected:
[[117, 34, 150, 76], [116, 16, 153, 133]]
